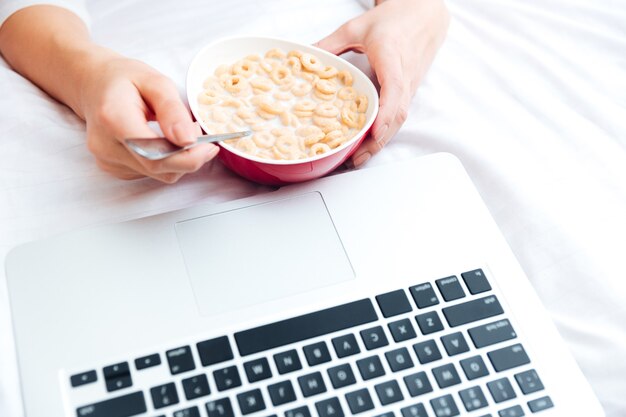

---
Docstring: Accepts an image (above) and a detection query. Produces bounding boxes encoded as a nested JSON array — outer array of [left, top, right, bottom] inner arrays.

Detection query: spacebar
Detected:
[[235, 299, 378, 356], [76, 391, 146, 417]]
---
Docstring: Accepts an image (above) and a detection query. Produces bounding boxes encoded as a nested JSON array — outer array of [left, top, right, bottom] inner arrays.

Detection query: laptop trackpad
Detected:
[[175, 192, 355, 317]]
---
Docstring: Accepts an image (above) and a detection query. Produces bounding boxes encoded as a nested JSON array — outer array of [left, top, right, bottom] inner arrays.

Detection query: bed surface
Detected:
[[1, 0, 625, 416]]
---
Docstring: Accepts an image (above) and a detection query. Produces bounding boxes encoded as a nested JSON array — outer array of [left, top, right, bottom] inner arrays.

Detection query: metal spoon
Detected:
[[125, 131, 252, 160]]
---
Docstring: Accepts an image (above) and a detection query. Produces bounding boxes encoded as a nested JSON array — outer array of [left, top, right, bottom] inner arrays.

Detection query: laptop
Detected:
[[5, 153, 603, 417]]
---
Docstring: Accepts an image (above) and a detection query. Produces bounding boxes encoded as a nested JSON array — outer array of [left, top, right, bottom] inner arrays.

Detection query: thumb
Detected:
[[315, 20, 363, 55]]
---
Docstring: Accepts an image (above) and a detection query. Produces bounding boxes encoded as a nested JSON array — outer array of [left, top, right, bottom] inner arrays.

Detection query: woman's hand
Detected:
[[316, 0, 449, 167]]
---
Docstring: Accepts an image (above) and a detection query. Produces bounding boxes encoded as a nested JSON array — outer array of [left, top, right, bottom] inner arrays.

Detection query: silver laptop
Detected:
[[5, 153, 603, 417]]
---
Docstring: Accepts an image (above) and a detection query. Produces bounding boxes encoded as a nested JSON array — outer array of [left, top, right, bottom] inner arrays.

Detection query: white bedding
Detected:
[[1, 0, 625, 416]]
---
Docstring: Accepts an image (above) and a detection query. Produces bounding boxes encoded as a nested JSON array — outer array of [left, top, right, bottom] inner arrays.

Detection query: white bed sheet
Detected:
[[1, 0, 625, 416]]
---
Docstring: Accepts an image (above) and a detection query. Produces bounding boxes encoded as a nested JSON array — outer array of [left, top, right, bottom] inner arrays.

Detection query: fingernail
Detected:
[[374, 123, 389, 145], [353, 151, 371, 168]]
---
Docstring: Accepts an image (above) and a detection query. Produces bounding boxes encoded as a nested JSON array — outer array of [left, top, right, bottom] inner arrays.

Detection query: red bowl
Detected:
[[187, 36, 379, 186]]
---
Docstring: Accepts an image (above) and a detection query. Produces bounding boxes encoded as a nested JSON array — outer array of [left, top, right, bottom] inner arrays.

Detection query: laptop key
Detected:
[[469, 319, 517, 348], [375, 413, 396, 417], [460, 355, 490, 380], [332, 334, 361, 358], [103, 362, 132, 392], [244, 357, 272, 382], [432, 363, 462, 388], [316, 397, 344, 417], [213, 365, 242, 391], [268, 380, 297, 406], [328, 363, 357, 388], [461, 269, 492, 294], [415, 311, 444, 335], [388, 318, 417, 342], [514, 369, 544, 394], [285, 406, 311, 417], [441, 332, 470, 356], [181, 374, 210, 400], [135, 353, 161, 370], [360, 326, 389, 350], [356, 355, 385, 380], [150, 382, 179, 409], [173, 406, 200, 417], [459, 386, 489, 411], [236, 388, 266, 415], [75, 391, 146, 417], [70, 370, 97, 387], [206, 397, 235, 417], [303, 341, 332, 366], [488, 344, 530, 372], [527, 396, 554, 412], [376, 289, 413, 317], [436, 276, 466, 301], [401, 403, 428, 417], [298, 371, 327, 397], [487, 377, 517, 403], [385, 347, 414, 372], [413, 339, 442, 364], [430, 394, 460, 417], [403, 371, 433, 397], [197, 336, 234, 367], [345, 388, 375, 414], [274, 349, 303, 374], [498, 405, 524, 417], [166, 346, 195, 375], [375, 380, 404, 405], [442, 295, 504, 327], [409, 283, 440, 309]]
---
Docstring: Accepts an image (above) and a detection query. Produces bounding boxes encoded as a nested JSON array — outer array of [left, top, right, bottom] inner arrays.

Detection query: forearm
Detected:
[[0, 5, 116, 119]]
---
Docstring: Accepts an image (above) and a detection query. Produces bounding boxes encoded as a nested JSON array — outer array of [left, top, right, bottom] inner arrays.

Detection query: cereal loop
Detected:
[[300, 53, 323, 72], [315, 102, 339, 118], [292, 82, 312, 97], [337, 70, 353, 86], [232, 59, 257, 77], [270, 66, 293, 85], [221, 75, 249, 93], [317, 65, 338, 79], [310, 143, 331, 156], [250, 77, 273, 92], [341, 107, 359, 128], [338, 86, 357, 100], [253, 131, 275, 148], [265, 48, 286, 59], [355, 95, 368, 113]]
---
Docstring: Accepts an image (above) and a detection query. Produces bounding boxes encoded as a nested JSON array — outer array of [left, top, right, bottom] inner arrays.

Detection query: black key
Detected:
[[375, 413, 395, 417], [401, 403, 428, 417], [442, 295, 504, 327], [488, 344, 530, 372], [268, 380, 297, 406], [303, 341, 332, 366], [75, 391, 146, 417], [70, 370, 97, 387], [469, 319, 517, 348], [413, 339, 442, 364], [376, 289, 412, 317], [385, 347, 414, 372], [436, 276, 466, 301], [181, 374, 210, 400], [415, 311, 444, 335], [441, 332, 470, 356], [498, 405, 524, 417], [459, 386, 489, 412], [430, 394, 460, 417], [409, 283, 439, 309], [487, 378, 517, 403], [298, 371, 327, 397], [166, 346, 195, 375], [316, 397, 344, 417], [236, 388, 266, 415], [528, 396, 554, 412], [403, 371, 433, 397], [150, 382, 179, 409], [274, 349, 303, 374], [213, 365, 242, 391], [244, 357, 272, 382], [356, 356, 385, 380], [327, 363, 357, 388], [235, 299, 378, 356], [206, 398, 234, 417], [375, 380, 404, 405], [388, 318, 417, 342], [460, 355, 490, 380], [461, 269, 491, 294], [106, 375, 132, 392], [345, 388, 374, 414], [432, 363, 462, 388], [173, 406, 201, 417], [103, 363, 132, 392], [285, 406, 311, 417], [515, 369, 544, 394], [197, 336, 234, 367], [135, 354, 161, 370], [332, 334, 360, 358], [360, 326, 389, 350]]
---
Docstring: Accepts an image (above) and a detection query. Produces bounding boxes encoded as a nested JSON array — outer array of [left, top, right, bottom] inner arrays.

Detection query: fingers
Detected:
[[315, 19, 364, 55]]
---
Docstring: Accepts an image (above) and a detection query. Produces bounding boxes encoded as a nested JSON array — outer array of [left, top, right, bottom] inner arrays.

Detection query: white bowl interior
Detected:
[[187, 36, 379, 165]]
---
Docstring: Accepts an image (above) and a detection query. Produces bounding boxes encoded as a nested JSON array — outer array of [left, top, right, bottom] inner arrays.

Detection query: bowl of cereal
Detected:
[[187, 36, 378, 185]]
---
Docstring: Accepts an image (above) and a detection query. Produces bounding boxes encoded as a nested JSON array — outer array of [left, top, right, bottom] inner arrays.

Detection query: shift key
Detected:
[[442, 295, 504, 327], [76, 391, 146, 417]]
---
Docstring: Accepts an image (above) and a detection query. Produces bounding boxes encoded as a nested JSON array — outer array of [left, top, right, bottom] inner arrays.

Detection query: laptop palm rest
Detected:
[[175, 191, 355, 317]]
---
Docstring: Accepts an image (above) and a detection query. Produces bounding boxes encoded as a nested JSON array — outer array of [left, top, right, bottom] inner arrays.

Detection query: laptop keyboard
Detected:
[[70, 268, 554, 417]]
